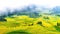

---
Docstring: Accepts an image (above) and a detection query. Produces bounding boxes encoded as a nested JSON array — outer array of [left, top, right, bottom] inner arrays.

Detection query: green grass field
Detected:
[[0, 15, 60, 34]]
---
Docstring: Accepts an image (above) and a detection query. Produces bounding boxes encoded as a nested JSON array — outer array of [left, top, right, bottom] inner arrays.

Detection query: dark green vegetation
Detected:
[[54, 26, 60, 32], [37, 21, 42, 26], [0, 17, 7, 21], [28, 24, 33, 26], [57, 23, 60, 26], [6, 30, 32, 34], [43, 16, 49, 19], [54, 23, 60, 32]]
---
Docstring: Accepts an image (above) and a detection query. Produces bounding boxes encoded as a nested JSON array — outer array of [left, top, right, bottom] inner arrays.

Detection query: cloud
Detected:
[[0, 0, 60, 10]]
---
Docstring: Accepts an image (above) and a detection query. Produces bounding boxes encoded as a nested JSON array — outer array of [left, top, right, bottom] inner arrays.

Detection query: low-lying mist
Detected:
[[0, 4, 60, 18]]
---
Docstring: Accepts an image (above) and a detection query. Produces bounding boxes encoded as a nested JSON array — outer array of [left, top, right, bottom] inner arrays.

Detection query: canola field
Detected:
[[0, 15, 60, 34]]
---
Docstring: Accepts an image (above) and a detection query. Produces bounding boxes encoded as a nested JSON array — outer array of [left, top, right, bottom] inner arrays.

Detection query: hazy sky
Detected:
[[0, 0, 60, 10]]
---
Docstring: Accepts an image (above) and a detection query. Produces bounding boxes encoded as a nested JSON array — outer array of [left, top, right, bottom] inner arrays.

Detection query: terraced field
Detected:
[[0, 15, 60, 34]]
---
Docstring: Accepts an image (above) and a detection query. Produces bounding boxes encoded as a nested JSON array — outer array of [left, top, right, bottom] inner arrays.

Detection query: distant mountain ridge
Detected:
[[52, 6, 60, 15]]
